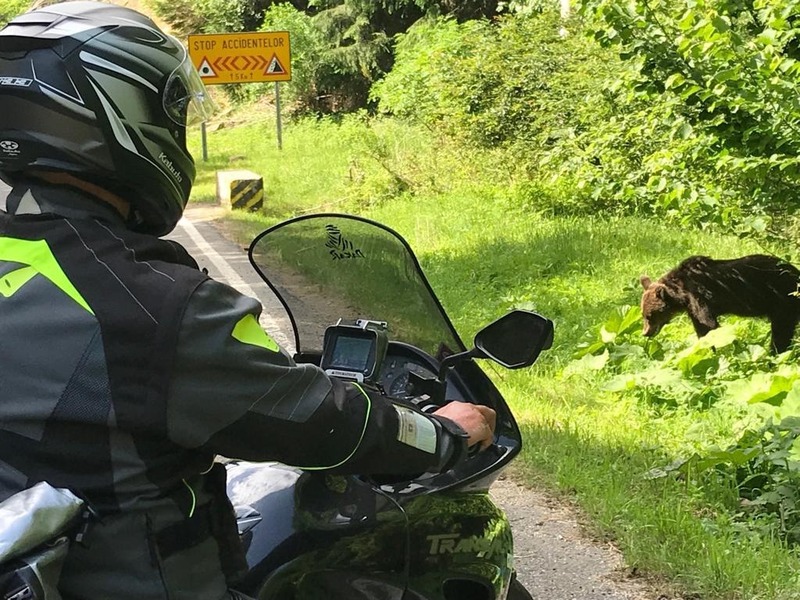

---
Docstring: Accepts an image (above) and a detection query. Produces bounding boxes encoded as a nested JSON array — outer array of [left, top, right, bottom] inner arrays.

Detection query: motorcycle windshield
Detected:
[[248, 214, 465, 358]]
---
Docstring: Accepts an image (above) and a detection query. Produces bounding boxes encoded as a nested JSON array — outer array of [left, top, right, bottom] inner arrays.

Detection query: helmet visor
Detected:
[[163, 37, 217, 126]]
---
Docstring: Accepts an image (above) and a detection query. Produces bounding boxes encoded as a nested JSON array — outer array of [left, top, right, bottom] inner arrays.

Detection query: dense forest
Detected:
[[145, 0, 800, 243]]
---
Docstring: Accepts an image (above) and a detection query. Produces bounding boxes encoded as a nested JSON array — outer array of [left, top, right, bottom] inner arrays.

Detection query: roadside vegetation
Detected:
[[5, 0, 800, 597]]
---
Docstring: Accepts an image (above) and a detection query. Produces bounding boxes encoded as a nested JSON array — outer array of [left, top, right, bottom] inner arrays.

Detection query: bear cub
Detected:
[[640, 254, 800, 353]]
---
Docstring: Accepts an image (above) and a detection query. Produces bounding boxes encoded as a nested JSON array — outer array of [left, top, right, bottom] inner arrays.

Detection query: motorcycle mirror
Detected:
[[435, 310, 554, 385], [473, 310, 554, 369]]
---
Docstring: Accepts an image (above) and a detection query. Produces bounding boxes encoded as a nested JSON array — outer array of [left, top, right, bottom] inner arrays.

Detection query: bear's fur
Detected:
[[639, 254, 800, 353]]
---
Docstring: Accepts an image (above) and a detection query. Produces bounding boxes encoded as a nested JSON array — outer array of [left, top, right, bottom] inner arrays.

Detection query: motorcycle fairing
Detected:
[[240, 215, 528, 599], [247, 215, 523, 490], [228, 461, 408, 599], [405, 491, 514, 599]]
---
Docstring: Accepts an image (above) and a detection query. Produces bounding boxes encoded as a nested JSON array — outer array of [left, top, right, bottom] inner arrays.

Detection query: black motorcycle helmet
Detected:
[[0, 1, 214, 235]]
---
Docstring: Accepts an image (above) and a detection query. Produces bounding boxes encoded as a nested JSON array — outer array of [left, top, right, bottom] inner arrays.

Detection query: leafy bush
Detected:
[[570, 305, 660, 372], [373, 13, 659, 216], [146, 0, 271, 35], [573, 301, 800, 543], [257, 3, 330, 112], [374, 12, 619, 149], [581, 0, 800, 232], [573, 307, 786, 408], [651, 418, 800, 544], [373, 8, 797, 232], [0, 0, 29, 26], [371, 18, 487, 129]]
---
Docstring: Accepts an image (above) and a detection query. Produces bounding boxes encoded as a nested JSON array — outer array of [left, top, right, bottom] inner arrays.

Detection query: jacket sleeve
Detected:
[[166, 279, 468, 475]]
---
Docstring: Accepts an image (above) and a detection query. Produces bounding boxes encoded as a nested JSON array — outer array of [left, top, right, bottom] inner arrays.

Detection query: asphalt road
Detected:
[[168, 209, 295, 351]]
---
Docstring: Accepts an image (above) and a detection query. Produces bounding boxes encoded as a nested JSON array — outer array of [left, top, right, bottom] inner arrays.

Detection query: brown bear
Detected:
[[639, 254, 800, 353]]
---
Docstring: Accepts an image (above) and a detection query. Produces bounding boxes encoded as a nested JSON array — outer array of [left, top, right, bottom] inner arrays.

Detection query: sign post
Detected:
[[188, 31, 292, 156]]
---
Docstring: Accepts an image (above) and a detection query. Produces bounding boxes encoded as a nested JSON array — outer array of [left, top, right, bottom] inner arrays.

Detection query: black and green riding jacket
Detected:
[[0, 181, 466, 600]]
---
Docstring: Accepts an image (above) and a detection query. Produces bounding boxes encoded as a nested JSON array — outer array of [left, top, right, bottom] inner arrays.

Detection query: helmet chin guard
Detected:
[[0, 1, 214, 235]]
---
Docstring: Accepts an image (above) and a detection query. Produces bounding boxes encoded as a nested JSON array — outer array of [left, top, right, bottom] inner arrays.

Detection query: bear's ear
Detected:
[[640, 275, 652, 290]]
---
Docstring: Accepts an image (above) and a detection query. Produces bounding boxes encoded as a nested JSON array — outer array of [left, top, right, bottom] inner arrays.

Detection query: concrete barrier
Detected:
[[215, 170, 264, 211]]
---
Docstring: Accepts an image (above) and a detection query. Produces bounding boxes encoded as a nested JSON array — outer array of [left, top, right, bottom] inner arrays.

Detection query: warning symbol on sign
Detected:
[[265, 54, 286, 75], [197, 58, 217, 78]]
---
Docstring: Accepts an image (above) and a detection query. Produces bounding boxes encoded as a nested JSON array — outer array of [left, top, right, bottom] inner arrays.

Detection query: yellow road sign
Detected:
[[188, 31, 291, 85]]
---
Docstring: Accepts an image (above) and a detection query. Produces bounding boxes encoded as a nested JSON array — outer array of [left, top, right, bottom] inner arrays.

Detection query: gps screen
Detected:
[[329, 335, 374, 373]]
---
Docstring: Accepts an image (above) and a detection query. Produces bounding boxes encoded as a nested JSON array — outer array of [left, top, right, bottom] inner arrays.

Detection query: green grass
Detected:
[[366, 196, 764, 353], [189, 111, 368, 216], [513, 384, 800, 599], [189, 107, 800, 599]]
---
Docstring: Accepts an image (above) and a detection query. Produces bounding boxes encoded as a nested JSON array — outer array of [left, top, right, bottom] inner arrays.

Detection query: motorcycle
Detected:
[[227, 213, 554, 600]]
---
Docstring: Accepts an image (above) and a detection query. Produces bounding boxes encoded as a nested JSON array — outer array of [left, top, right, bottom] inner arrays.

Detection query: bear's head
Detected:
[[640, 276, 681, 337]]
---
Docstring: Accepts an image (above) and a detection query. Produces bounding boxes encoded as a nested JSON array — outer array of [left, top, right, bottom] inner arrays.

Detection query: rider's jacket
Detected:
[[0, 181, 467, 600]]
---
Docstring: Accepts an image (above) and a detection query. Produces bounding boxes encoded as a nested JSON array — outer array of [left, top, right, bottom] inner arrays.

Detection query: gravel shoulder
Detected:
[[491, 475, 658, 599]]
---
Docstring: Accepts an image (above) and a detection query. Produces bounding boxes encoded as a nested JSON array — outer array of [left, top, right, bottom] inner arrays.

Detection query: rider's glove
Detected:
[[429, 414, 469, 472]]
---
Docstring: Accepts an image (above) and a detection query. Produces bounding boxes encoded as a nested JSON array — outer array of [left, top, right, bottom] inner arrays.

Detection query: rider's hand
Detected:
[[433, 402, 497, 451]]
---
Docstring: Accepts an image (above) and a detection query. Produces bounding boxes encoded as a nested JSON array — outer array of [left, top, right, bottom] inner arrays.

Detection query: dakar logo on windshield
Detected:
[[325, 224, 365, 260]]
